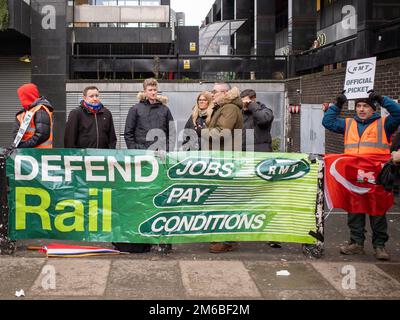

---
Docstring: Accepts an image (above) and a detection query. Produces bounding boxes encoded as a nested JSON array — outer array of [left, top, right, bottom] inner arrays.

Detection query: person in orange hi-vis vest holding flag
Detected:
[[323, 90, 400, 261], [11, 83, 53, 149]]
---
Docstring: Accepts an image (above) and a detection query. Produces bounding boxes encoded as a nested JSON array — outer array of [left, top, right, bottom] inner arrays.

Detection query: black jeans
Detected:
[[347, 213, 389, 248]]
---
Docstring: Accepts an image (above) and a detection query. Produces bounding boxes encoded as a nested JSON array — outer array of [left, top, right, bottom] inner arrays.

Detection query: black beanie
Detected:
[[355, 98, 376, 111]]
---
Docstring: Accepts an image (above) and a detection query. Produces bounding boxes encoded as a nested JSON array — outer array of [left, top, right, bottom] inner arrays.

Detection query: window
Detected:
[[119, 23, 139, 27], [118, 0, 139, 5], [140, 0, 161, 6], [140, 23, 160, 28], [89, 22, 118, 27], [89, 0, 160, 5], [94, 0, 117, 5]]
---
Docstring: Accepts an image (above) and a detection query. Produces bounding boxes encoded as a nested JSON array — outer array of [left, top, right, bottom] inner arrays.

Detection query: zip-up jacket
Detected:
[[322, 96, 400, 144], [242, 101, 274, 152], [64, 102, 117, 149], [12, 97, 53, 148], [124, 94, 175, 151]]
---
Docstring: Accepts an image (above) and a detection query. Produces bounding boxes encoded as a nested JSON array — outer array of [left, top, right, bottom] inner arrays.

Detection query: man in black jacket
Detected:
[[64, 86, 117, 149], [240, 89, 274, 152], [122, 78, 175, 254], [124, 78, 174, 151]]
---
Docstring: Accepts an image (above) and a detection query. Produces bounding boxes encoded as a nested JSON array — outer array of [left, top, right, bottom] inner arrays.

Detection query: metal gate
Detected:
[[0, 57, 31, 147], [301, 104, 326, 155]]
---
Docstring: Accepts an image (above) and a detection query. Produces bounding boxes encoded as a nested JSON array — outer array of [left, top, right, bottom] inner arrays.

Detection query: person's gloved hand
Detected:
[[335, 90, 347, 109], [368, 90, 384, 107]]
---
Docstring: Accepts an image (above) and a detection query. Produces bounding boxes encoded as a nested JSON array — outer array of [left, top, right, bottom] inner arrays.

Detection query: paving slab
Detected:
[[244, 261, 343, 300], [29, 259, 111, 297], [311, 262, 400, 299], [376, 264, 400, 283], [105, 260, 185, 299], [180, 260, 261, 299], [15, 213, 400, 263], [0, 257, 46, 299]]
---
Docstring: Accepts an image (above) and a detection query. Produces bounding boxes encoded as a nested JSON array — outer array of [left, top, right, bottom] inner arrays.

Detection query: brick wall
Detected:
[[286, 57, 400, 154]]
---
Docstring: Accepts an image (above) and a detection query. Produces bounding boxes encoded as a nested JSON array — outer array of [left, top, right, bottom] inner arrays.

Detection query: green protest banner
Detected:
[[6, 149, 320, 244]]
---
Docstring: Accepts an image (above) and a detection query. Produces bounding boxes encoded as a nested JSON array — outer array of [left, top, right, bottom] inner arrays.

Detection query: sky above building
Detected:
[[170, 0, 215, 27]]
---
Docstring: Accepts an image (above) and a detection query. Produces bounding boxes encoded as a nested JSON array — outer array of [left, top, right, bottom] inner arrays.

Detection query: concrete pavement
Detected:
[[0, 213, 399, 300]]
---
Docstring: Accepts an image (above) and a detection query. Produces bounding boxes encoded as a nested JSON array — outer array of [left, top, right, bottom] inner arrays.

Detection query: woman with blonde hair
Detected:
[[182, 91, 213, 150]]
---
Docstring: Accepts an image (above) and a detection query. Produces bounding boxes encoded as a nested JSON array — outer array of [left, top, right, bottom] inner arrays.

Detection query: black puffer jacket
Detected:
[[124, 95, 175, 151], [242, 101, 274, 152], [64, 102, 117, 149], [12, 97, 53, 148]]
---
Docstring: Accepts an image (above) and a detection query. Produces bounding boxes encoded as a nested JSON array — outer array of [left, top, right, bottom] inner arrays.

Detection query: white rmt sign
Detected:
[[344, 57, 377, 100]]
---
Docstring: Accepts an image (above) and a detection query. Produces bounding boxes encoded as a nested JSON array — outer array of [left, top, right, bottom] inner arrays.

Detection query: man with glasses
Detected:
[[203, 82, 243, 253], [203, 83, 243, 152]]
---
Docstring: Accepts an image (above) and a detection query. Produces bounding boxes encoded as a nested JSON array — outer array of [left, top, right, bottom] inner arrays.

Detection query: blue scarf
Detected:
[[82, 101, 102, 113]]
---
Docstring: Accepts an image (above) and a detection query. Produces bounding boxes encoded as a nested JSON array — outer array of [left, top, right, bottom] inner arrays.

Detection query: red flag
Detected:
[[324, 154, 393, 216]]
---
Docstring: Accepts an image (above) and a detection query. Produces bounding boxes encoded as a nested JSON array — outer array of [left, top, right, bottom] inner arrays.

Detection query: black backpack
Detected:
[[377, 161, 400, 192]]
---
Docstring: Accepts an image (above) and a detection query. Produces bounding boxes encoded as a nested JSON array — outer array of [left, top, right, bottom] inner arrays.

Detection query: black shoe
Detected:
[[268, 241, 282, 248], [157, 244, 173, 254]]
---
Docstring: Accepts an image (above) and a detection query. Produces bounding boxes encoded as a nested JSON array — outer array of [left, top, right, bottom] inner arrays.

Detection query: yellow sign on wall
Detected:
[[183, 60, 190, 70], [190, 42, 196, 52]]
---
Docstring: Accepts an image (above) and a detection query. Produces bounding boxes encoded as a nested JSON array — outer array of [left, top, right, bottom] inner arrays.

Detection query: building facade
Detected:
[[286, 0, 400, 154], [1, 0, 399, 152], [0, 0, 193, 147]]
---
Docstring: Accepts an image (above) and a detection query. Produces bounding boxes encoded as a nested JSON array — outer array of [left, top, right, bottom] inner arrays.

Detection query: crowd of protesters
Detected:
[[11, 79, 400, 260]]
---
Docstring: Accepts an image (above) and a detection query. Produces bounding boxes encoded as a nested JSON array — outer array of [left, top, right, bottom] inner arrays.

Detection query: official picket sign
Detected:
[[344, 56, 377, 100], [6, 149, 320, 244]]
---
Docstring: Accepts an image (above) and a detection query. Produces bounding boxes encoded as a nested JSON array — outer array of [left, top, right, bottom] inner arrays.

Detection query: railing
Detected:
[[70, 54, 288, 81], [291, 18, 400, 75]]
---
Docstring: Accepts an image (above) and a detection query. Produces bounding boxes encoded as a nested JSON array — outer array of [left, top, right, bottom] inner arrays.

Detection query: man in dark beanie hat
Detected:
[[322, 90, 400, 261], [354, 96, 378, 111]]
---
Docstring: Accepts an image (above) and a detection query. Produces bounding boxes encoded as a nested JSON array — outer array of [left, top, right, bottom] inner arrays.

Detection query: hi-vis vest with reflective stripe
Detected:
[[16, 105, 53, 149], [344, 117, 391, 155]]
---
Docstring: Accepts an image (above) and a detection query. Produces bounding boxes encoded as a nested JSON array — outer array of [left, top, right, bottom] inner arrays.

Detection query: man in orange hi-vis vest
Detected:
[[12, 83, 53, 149], [323, 90, 400, 261]]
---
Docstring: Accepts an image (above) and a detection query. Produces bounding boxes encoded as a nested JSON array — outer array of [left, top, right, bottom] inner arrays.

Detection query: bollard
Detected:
[[0, 155, 16, 255]]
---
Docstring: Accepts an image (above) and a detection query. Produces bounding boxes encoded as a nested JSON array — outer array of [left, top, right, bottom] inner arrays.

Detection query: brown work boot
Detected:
[[209, 242, 239, 253], [374, 247, 390, 261], [340, 243, 365, 255]]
